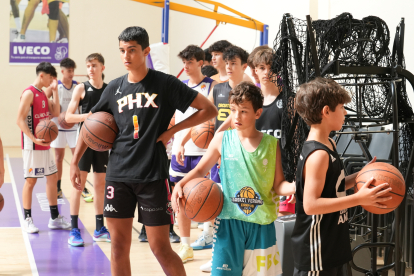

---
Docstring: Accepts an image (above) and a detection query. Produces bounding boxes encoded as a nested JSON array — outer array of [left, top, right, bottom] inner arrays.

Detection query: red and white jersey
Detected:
[[21, 85, 50, 150]]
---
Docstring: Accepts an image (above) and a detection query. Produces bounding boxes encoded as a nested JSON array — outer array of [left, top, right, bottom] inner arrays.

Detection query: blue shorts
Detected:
[[211, 218, 282, 276], [211, 163, 221, 184], [169, 155, 203, 183]]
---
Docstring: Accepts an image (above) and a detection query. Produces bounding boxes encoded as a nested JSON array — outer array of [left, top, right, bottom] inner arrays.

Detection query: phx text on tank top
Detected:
[[219, 129, 279, 224], [21, 85, 50, 150], [291, 140, 352, 271], [213, 82, 232, 132]]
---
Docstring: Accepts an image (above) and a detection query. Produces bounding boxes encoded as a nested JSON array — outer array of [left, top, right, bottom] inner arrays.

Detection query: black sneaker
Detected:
[[169, 228, 181, 243], [138, 225, 148, 242]]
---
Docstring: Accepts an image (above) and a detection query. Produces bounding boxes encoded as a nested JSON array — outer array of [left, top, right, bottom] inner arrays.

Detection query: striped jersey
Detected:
[[51, 80, 78, 131], [21, 85, 50, 150], [172, 77, 214, 156], [291, 139, 352, 271], [218, 130, 280, 224]]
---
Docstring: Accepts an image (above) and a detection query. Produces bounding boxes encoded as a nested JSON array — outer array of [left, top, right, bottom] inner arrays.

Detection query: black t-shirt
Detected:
[[291, 140, 352, 271], [255, 93, 287, 172], [213, 82, 231, 132], [90, 69, 198, 183]]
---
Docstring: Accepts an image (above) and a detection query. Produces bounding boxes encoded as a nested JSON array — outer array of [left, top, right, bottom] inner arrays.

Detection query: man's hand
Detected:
[[70, 162, 82, 191], [33, 138, 51, 147], [156, 129, 173, 148], [171, 182, 184, 213], [176, 146, 185, 166]]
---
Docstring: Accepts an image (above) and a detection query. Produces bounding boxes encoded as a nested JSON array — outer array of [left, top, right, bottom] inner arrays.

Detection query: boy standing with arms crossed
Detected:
[[173, 82, 295, 275], [292, 78, 392, 275]]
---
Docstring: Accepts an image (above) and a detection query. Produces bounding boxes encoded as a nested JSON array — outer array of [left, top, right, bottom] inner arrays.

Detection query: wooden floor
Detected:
[[0, 147, 212, 276]]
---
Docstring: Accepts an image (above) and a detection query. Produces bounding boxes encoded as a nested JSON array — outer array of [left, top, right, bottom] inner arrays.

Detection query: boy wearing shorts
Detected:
[[292, 78, 392, 275], [16, 62, 71, 233], [172, 82, 295, 275]]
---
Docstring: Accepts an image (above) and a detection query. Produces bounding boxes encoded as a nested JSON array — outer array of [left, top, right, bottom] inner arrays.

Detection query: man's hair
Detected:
[[208, 40, 232, 54], [223, 46, 249, 65], [296, 77, 352, 125], [229, 81, 263, 112], [118, 26, 149, 50], [247, 45, 271, 68], [252, 49, 274, 67], [36, 62, 57, 77], [86, 53, 105, 65], [201, 65, 218, 78], [178, 45, 205, 62], [204, 48, 212, 62], [60, 58, 76, 69]]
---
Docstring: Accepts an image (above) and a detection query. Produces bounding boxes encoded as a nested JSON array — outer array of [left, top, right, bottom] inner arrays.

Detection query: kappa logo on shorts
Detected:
[[140, 206, 163, 212], [34, 168, 44, 176], [104, 204, 118, 212], [231, 186, 263, 216]]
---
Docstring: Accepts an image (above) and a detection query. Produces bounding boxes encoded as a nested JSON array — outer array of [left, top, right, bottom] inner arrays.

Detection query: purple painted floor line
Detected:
[[10, 158, 112, 276], [0, 183, 20, 227]]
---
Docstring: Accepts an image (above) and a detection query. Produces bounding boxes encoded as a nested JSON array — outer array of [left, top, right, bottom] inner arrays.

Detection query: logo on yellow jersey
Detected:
[[231, 186, 263, 216]]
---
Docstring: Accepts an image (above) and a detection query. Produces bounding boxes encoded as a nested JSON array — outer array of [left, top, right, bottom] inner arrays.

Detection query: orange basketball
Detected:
[[35, 119, 58, 142], [191, 120, 214, 149], [58, 111, 75, 129], [81, 112, 118, 151], [181, 178, 223, 222], [168, 114, 175, 130], [355, 162, 405, 214]]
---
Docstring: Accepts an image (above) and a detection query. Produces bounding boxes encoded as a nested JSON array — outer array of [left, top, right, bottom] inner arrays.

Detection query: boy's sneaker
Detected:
[[93, 226, 111, 242], [191, 233, 213, 250], [68, 228, 84, 247], [178, 243, 194, 263], [57, 189, 63, 199], [23, 217, 39, 233], [83, 196, 93, 203], [138, 226, 147, 242], [169, 228, 180, 243], [200, 260, 212, 272], [82, 187, 92, 198], [48, 215, 71, 229]]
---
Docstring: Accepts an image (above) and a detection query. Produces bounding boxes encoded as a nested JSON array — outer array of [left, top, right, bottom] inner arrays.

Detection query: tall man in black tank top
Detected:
[[69, 27, 217, 276], [65, 53, 110, 247], [292, 78, 392, 275]]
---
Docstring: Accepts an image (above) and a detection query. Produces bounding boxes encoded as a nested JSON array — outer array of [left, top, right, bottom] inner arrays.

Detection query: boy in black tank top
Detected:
[[292, 78, 393, 275], [65, 53, 110, 247]]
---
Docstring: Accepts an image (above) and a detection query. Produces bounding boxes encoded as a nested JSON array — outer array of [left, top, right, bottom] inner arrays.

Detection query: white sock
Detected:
[[182, 237, 191, 245], [14, 17, 21, 32], [203, 222, 212, 236]]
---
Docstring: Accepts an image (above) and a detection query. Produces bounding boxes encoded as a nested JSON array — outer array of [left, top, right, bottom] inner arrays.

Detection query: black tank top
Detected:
[[79, 81, 107, 114], [291, 139, 352, 271], [213, 82, 231, 132]]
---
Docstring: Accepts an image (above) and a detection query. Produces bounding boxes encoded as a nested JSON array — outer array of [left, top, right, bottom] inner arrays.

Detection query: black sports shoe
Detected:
[[138, 225, 148, 242], [169, 228, 181, 243]]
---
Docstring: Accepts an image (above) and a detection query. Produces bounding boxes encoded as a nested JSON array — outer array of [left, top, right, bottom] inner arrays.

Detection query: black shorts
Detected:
[[293, 263, 348, 276], [78, 148, 108, 173], [103, 179, 174, 226]]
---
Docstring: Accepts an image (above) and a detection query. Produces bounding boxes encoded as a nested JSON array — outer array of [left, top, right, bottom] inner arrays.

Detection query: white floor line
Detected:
[[6, 154, 39, 276]]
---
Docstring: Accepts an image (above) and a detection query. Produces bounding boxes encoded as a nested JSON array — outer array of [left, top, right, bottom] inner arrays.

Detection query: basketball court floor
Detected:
[[0, 147, 210, 276]]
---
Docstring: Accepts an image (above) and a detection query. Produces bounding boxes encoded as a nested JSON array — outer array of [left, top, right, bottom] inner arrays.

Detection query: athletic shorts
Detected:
[[103, 179, 173, 226], [211, 163, 221, 184], [211, 218, 282, 276], [169, 155, 202, 183], [78, 147, 108, 173], [22, 149, 57, 178], [293, 263, 348, 276], [279, 195, 295, 214], [50, 130, 77, 148]]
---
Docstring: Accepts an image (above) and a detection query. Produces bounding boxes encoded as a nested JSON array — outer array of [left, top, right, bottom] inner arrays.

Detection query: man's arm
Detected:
[[273, 142, 295, 196], [176, 129, 192, 166], [16, 91, 50, 147], [157, 93, 218, 146], [70, 128, 89, 191], [47, 79, 60, 118], [171, 132, 223, 212], [0, 136, 4, 188], [303, 150, 392, 215], [66, 83, 88, 123]]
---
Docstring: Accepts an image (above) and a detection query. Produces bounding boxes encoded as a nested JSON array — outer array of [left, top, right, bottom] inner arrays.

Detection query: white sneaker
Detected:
[[200, 260, 212, 272], [48, 215, 71, 229], [23, 217, 39, 233], [178, 243, 194, 263], [13, 34, 26, 42], [191, 233, 213, 250]]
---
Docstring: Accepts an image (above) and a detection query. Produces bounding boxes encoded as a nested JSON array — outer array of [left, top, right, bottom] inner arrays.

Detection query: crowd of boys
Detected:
[[10, 25, 392, 276]]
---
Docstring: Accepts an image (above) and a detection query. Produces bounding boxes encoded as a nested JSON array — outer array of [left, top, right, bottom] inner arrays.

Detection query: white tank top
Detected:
[[52, 80, 79, 131], [172, 77, 214, 156]]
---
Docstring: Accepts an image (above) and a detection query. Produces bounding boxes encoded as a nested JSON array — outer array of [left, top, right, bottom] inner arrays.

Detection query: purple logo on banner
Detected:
[[10, 42, 69, 64]]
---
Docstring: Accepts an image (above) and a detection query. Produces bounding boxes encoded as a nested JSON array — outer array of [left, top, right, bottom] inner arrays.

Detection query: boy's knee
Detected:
[[25, 178, 37, 187], [150, 241, 171, 259], [111, 241, 129, 258]]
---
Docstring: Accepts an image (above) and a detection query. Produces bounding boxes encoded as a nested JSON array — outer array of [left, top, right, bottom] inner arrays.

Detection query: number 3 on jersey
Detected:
[[133, 115, 139, 139]]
